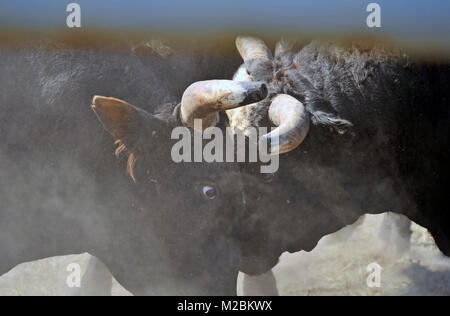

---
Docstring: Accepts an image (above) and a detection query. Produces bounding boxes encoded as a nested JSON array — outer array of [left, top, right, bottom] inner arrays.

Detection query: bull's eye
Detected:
[[202, 185, 217, 200]]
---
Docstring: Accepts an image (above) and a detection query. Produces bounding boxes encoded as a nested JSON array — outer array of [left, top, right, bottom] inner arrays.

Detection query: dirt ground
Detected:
[[1, 213, 449, 296], [271, 214, 450, 296]]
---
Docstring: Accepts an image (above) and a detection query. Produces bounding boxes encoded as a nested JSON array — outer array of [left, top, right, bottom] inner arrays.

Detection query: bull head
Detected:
[[93, 35, 351, 169], [179, 36, 313, 155]]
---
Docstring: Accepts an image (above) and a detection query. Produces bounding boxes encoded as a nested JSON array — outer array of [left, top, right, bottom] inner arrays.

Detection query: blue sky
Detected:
[[1, 0, 449, 43]]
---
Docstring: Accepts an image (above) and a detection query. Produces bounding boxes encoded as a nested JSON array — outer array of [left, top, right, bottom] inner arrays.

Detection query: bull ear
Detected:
[[91, 95, 169, 181]]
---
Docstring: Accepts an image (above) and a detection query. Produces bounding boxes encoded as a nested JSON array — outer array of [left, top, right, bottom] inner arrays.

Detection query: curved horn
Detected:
[[259, 94, 310, 155], [236, 36, 273, 62], [180, 79, 268, 130]]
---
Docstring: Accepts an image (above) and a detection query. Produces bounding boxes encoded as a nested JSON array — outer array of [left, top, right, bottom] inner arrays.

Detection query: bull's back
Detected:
[[297, 41, 450, 255]]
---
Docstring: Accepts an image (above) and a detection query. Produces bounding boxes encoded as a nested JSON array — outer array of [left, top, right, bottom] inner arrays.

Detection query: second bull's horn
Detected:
[[180, 79, 268, 130], [259, 94, 310, 155], [236, 36, 273, 62]]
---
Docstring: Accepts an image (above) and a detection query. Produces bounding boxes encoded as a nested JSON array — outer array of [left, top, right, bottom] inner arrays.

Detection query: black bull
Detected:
[[0, 39, 449, 295]]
